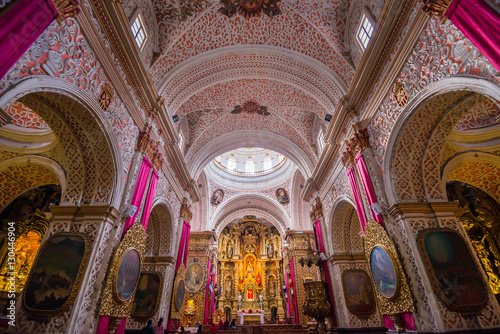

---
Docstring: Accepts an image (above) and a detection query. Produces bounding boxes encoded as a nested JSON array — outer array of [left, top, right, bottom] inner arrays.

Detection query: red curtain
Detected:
[[445, 0, 500, 72], [346, 167, 367, 234], [122, 158, 152, 237], [140, 170, 159, 231], [355, 153, 384, 225]]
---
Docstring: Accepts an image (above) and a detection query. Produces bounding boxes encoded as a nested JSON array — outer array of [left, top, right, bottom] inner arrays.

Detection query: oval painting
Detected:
[[211, 189, 224, 206], [370, 246, 399, 299], [115, 248, 141, 301], [175, 279, 185, 311], [185, 262, 204, 293]]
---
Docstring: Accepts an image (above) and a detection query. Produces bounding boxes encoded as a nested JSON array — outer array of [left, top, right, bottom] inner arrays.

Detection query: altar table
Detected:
[[237, 310, 264, 325]]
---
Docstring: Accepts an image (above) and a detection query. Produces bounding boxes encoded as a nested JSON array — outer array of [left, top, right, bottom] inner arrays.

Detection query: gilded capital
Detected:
[[421, 0, 452, 18]]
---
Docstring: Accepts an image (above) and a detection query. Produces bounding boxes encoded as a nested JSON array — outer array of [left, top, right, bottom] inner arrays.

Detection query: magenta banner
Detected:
[[355, 153, 384, 225], [347, 167, 367, 234], [446, 0, 500, 72], [0, 0, 58, 80]]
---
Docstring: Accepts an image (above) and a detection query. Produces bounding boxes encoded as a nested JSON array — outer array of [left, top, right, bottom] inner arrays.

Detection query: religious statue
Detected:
[[246, 258, 254, 275], [259, 293, 263, 302], [185, 299, 196, 315], [227, 242, 233, 258], [267, 242, 274, 258], [225, 278, 232, 295], [245, 243, 256, 254]]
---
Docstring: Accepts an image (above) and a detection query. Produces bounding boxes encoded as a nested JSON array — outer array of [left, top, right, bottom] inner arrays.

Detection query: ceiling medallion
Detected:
[[231, 101, 270, 116], [218, 0, 282, 19]]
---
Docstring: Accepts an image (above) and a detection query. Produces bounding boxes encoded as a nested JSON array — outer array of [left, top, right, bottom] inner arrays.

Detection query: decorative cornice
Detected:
[[52, 0, 81, 23], [179, 197, 193, 223], [420, 0, 452, 17], [136, 131, 163, 170], [309, 197, 323, 223], [341, 129, 370, 168]]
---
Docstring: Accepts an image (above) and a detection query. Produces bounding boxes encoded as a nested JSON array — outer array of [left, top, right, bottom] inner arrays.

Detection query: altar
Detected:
[[237, 310, 264, 325]]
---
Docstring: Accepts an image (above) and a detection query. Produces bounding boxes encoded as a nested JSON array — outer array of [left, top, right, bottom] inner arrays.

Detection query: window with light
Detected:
[[263, 157, 272, 170], [131, 14, 147, 49], [228, 157, 237, 170], [356, 13, 374, 50], [245, 160, 255, 173]]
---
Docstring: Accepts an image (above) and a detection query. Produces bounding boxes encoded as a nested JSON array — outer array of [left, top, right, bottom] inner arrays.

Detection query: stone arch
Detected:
[[383, 76, 500, 206], [442, 153, 500, 203], [0, 156, 65, 211], [0, 76, 124, 207], [145, 201, 175, 257], [189, 130, 314, 180], [212, 194, 290, 237], [330, 200, 363, 256]]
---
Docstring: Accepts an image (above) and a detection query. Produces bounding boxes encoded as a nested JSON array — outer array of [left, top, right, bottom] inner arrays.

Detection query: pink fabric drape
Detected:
[[347, 167, 367, 234], [445, 0, 500, 72], [383, 315, 395, 330], [289, 258, 299, 325], [96, 316, 110, 334], [122, 158, 152, 237], [314, 220, 337, 326], [204, 257, 212, 325], [140, 170, 159, 231], [212, 267, 217, 316], [168, 220, 190, 331], [355, 153, 384, 225], [184, 223, 191, 266], [115, 318, 126, 334], [0, 0, 58, 80], [383, 313, 416, 330]]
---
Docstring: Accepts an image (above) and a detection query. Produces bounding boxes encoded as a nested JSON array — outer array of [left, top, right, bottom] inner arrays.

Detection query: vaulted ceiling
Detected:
[[147, 0, 385, 173]]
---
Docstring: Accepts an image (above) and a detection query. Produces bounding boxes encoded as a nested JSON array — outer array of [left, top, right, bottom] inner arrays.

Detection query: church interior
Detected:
[[0, 0, 499, 333]]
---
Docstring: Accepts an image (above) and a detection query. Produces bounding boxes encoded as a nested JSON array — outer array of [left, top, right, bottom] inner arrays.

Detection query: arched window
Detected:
[[263, 157, 272, 170], [228, 157, 237, 170], [245, 160, 255, 173], [131, 14, 147, 49], [318, 129, 325, 152]]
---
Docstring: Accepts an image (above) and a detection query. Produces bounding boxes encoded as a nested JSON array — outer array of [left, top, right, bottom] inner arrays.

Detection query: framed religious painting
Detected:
[[23, 232, 91, 319], [341, 269, 376, 318], [211, 189, 224, 206], [113, 247, 142, 302], [417, 228, 488, 314], [276, 188, 289, 204], [369, 245, 400, 300], [185, 261, 205, 293], [131, 272, 163, 319]]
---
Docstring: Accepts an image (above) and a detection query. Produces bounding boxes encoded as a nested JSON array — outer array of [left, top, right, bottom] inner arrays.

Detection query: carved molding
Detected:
[[341, 129, 370, 168], [310, 197, 323, 223], [136, 131, 164, 170], [420, 0, 452, 18], [180, 198, 193, 223]]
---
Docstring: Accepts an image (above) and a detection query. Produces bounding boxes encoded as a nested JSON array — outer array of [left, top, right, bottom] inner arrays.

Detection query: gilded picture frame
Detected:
[[22, 232, 92, 320], [369, 244, 401, 301], [131, 271, 163, 319], [112, 247, 142, 303], [417, 228, 488, 314], [171, 264, 186, 319]]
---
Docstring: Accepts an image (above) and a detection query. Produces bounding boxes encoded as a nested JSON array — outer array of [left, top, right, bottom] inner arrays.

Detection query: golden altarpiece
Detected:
[[217, 216, 285, 322]]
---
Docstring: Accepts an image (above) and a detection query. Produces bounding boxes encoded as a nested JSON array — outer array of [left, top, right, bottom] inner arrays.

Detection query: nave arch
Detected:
[[0, 76, 124, 209], [383, 76, 500, 206]]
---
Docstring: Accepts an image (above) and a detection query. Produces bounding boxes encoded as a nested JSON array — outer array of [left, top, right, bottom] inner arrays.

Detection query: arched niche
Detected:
[[383, 77, 500, 206], [330, 199, 363, 256], [145, 201, 175, 257], [0, 76, 124, 208], [212, 194, 290, 236]]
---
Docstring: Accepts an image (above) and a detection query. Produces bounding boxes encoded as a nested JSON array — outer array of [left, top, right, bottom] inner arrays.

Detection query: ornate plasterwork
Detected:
[[212, 194, 290, 235], [145, 203, 174, 257], [151, 4, 355, 85], [368, 16, 499, 169], [158, 46, 345, 114]]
